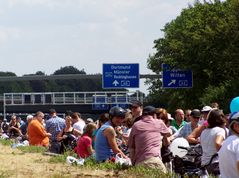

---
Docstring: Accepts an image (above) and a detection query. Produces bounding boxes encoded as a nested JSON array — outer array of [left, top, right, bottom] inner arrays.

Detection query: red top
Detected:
[[76, 135, 92, 158]]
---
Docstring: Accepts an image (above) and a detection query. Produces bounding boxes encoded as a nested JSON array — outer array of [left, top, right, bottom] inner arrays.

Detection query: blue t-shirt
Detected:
[[95, 121, 113, 162]]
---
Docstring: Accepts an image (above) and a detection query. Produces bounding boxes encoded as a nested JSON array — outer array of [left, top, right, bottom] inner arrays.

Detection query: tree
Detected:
[[147, 0, 239, 112], [27, 71, 48, 92], [53, 66, 86, 75]]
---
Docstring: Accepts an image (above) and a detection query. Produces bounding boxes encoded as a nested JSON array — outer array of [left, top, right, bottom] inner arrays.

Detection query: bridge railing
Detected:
[[3, 91, 143, 106]]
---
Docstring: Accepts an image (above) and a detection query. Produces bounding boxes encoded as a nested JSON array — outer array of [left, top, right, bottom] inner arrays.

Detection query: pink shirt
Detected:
[[76, 135, 92, 158], [128, 115, 169, 164]]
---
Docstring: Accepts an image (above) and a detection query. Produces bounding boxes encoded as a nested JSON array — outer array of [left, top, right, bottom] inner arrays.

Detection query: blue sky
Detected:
[[0, 0, 195, 93]]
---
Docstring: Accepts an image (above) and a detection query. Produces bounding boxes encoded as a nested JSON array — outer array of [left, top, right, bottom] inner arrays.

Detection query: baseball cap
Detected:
[[201, 106, 212, 112], [143, 106, 156, 115], [190, 109, 201, 118]]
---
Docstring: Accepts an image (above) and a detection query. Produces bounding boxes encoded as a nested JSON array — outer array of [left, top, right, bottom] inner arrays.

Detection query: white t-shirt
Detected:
[[219, 135, 239, 178], [200, 126, 226, 165], [73, 120, 85, 134]]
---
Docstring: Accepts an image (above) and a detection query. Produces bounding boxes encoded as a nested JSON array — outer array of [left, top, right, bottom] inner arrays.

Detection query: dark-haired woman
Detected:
[[200, 109, 226, 175]]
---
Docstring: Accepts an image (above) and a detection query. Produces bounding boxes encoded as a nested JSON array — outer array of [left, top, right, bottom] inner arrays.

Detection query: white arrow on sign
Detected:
[[168, 79, 176, 86], [112, 80, 119, 86]]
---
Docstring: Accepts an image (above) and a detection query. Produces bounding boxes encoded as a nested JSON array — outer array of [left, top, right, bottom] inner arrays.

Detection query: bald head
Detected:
[[175, 109, 185, 122]]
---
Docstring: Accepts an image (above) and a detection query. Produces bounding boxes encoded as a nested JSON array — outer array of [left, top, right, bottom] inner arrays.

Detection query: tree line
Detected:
[[146, 0, 239, 113], [0, 66, 105, 94]]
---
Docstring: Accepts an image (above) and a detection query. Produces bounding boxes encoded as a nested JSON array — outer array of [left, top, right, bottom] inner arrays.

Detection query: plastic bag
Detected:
[[66, 156, 84, 165], [0, 133, 9, 139], [115, 153, 132, 166]]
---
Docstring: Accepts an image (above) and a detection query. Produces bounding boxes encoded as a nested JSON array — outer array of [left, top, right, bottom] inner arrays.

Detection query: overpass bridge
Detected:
[[2, 91, 143, 118], [0, 73, 159, 118]]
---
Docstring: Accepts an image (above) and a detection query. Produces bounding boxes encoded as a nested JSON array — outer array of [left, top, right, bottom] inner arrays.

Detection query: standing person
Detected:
[[219, 111, 239, 178], [200, 109, 226, 175], [155, 108, 173, 164], [95, 106, 127, 162], [176, 109, 200, 139], [45, 109, 65, 153], [187, 106, 214, 144], [57, 115, 81, 153], [20, 114, 34, 140], [199, 105, 212, 125], [28, 111, 51, 147], [128, 106, 170, 172], [76, 123, 96, 158], [129, 100, 143, 123], [184, 109, 192, 122], [72, 112, 85, 136], [211, 102, 219, 109], [171, 109, 186, 130]]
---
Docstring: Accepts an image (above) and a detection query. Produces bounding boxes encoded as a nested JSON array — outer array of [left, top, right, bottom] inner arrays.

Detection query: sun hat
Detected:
[[201, 106, 212, 112]]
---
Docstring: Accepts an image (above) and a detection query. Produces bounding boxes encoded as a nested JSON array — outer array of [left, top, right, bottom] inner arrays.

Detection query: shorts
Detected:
[[136, 156, 167, 173]]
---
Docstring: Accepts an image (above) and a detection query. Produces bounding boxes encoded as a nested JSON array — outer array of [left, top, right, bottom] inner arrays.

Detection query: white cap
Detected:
[[201, 106, 212, 112], [167, 113, 174, 120]]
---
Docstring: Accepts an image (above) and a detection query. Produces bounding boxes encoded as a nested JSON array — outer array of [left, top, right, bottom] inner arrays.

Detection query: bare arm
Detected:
[[187, 125, 205, 144], [86, 145, 94, 155], [73, 128, 82, 137], [104, 127, 126, 158], [215, 135, 224, 151], [57, 130, 66, 141]]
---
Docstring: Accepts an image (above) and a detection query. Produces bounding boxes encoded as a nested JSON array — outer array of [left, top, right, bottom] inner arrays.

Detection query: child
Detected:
[[76, 123, 96, 158]]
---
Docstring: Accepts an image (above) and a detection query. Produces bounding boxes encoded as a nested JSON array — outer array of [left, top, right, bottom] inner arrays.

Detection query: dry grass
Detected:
[[0, 144, 114, 178]]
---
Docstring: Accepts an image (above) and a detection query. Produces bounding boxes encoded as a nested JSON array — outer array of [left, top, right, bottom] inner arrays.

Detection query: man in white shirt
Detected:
[[72, 112, 85, 136]]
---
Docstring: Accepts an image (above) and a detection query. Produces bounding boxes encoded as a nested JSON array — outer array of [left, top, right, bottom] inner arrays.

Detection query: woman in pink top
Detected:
[[76, 123, 96, 158]]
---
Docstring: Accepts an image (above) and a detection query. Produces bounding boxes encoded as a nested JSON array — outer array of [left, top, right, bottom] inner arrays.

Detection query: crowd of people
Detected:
[[0, 101, 238, 178]]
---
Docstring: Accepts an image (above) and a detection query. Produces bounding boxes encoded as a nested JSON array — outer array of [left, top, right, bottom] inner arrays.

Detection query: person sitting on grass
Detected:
[[95, 106, 127, 162], [28, 111, 51, 147], [92, 113, 109, 149], [76, 123, 96, 158], [8, 115, 22, 139], [57, 115, 81, 153], [128, 106, 170, 173]]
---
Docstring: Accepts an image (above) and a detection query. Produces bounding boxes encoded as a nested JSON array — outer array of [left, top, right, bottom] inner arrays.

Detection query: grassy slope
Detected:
[[0, 139, 169, 178]]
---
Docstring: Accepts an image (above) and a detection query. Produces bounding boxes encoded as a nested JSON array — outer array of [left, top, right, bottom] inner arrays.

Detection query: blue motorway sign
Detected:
[[162, 64, 193, 88], [102, 63, 139, 88], [111, 95, 129, 109], [92, 95, 109, 110]]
